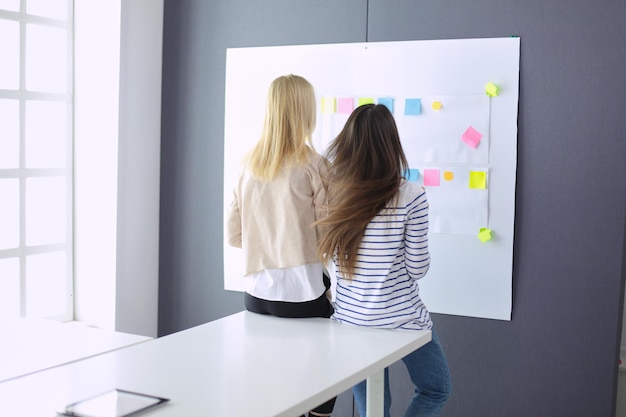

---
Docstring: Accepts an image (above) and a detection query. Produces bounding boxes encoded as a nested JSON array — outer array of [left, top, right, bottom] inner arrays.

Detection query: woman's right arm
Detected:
[[310, 156, 330, 240], [226, 189, 242, 248]]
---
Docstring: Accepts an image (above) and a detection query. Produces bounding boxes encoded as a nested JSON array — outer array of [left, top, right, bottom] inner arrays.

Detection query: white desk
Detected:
[[0, 311, 431, 417], [0, 318, 151, 383]]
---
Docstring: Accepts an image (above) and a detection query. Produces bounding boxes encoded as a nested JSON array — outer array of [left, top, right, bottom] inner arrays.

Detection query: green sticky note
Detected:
[[485, 82, 499, 97], [358, 97, 375, 106], [469, 171, 487, 189], [478, 227, 492, 243]]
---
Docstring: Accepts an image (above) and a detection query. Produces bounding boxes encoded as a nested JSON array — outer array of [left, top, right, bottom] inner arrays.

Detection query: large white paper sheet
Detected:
[[223, 37, 520, 320]]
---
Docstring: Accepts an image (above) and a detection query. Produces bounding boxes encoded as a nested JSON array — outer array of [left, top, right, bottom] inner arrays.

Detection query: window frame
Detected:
[[0, 1, 74, 321]]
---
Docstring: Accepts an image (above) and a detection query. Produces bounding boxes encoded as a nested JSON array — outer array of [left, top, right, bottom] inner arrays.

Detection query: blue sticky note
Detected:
[[405, 168, 420, 182], [404, 98, 422, 115], [378, 97, 394, 113]]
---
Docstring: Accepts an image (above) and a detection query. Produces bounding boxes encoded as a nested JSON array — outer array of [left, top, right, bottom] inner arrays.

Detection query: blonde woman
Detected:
[[317, 104, 451, 417], [226, 75, 335, 417]]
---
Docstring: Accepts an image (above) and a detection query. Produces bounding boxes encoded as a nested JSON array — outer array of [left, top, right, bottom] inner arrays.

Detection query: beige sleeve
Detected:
[[310, 157, 329, 241], [225, 189, 242, 248]]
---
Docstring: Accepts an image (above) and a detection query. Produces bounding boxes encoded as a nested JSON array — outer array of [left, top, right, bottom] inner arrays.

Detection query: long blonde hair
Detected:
[[316, 104, 409, 279], [248, 74, 317, 180]]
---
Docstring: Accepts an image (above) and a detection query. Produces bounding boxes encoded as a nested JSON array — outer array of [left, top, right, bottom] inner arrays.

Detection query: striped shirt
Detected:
[[331, 181, 432, 330]]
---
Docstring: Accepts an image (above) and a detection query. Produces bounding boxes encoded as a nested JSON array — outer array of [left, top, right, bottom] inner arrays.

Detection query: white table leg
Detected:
[[365, 368, 385, 417]]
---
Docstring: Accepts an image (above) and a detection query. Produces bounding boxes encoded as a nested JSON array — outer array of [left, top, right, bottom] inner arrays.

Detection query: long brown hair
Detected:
[[247, 74, 317, 180], [316, 104, 409, 279]]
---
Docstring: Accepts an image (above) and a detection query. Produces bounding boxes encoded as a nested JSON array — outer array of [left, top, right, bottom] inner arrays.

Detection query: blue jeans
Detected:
[[352, 329, 451, 417]]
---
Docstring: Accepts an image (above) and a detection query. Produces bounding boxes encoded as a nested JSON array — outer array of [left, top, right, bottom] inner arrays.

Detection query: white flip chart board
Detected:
[[223, 38, 520, 320]]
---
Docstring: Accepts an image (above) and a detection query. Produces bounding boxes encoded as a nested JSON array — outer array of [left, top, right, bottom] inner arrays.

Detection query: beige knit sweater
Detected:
[[226, 152, 327, 276]]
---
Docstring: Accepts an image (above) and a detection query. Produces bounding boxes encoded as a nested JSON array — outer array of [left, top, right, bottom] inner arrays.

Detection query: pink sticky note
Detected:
[[423, 169, 440, 186], [337, 98, 354, 114], [461, 126, 483, 149]]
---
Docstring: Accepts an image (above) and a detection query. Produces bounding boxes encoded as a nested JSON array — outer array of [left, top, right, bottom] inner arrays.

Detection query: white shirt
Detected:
[[245, 262, 326, 302]]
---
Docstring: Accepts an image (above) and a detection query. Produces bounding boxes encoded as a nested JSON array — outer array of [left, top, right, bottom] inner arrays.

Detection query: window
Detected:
[[0, 0, 73, 320]]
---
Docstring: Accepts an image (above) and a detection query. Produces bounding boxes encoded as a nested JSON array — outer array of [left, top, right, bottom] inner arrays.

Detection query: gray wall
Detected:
[[158, 1, 626, 416]]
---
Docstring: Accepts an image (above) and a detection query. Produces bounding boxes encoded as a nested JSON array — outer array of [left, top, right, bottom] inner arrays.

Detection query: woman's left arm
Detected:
[[404, 189, 431, 280]]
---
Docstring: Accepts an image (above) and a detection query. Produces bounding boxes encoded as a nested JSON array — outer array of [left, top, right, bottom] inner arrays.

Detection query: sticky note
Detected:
[[469, 171, 487, 189], [431, 101, 442, 110], [321, 97, 336, 113], [477, 227, 492, 243], [337, 98, 354, 114], [423, 169, 440, 186], [443, 171, 454, 181], [461, 126, 483, 149], [378, 97, 394, 113], [405, 168, 420, 182], [485, 82, 499, 97], [358, 97, 375, 106], [404, 98, 422, 115]]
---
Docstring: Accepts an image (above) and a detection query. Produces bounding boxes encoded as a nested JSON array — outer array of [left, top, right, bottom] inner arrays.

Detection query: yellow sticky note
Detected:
[[478, 227, 492, 243], [485, 82, 499, 97], [358, 97, 375, 106], [321, 97, 336, 113], [432, 101, 442, 110], [469, 171, 487, 189]]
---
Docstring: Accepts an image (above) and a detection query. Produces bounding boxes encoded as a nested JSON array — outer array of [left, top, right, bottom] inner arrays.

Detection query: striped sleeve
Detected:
[[404, 190, 430, 281]]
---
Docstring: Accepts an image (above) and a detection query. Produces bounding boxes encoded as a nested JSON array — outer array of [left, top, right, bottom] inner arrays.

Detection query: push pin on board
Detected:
[[477, 227, 493, 243], [485, 82, 499, 97]]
